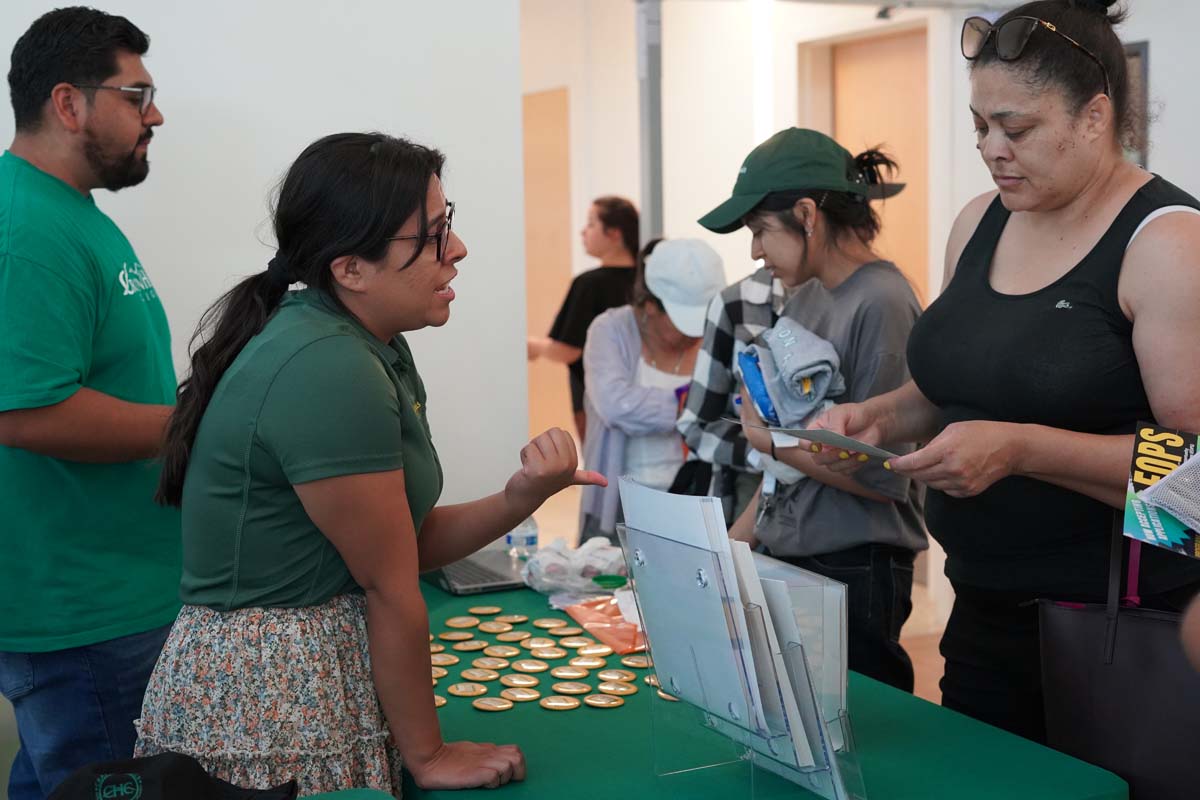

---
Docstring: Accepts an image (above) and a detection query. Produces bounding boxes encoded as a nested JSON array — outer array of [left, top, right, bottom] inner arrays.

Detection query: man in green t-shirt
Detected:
[[0, 9, 179, 799]]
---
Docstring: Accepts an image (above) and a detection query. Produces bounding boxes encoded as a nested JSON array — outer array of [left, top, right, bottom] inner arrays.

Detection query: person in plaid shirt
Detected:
[[675, 266, 786, 523]]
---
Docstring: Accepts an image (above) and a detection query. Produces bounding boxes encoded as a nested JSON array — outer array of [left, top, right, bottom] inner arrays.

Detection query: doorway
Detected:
[[522, 88, 575, 441], [831, 27, 930, 303]]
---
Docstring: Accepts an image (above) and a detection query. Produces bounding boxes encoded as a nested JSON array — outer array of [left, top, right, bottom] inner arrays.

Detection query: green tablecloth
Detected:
[[405, 585, 1127, 800]]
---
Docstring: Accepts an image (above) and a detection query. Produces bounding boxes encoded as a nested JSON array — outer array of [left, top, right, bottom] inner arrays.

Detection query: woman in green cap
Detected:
[[698, 127, 926, 693]]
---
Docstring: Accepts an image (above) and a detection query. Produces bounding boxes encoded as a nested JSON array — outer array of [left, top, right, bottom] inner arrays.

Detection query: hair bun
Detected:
[[1074, 0, 1120, 14]]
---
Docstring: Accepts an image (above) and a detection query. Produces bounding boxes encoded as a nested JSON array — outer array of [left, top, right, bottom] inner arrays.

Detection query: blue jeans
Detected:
[[0, 624, 171, 800]]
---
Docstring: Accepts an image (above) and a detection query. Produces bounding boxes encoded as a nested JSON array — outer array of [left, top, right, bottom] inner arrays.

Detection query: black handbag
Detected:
[[1039, 515, 1200, 800]]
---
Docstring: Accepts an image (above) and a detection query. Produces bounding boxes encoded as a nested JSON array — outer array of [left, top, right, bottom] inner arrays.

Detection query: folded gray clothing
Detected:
[[751, 317, 846, 427]]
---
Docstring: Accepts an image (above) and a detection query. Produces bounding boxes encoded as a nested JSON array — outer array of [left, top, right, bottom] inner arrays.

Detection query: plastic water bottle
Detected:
[[506, 517, 539, 560]]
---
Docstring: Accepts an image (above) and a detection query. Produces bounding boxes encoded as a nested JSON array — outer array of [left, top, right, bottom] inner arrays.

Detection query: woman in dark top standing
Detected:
[[528, 196, 639, 442], [812, 0, 1200, 742]]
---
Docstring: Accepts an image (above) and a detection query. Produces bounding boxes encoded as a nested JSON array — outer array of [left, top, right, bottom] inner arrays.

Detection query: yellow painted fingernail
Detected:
[[857, 454, 869, 462], [883, 461, 892, 470], [810, 444, 822, 453], [839, 451, 850, 460]]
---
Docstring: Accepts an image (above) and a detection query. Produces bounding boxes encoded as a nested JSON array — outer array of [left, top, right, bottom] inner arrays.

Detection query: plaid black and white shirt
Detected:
[[677, 267, 786, 472]]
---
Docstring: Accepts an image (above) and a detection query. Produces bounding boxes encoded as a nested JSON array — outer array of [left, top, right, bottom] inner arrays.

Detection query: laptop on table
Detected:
[[422, 545, 527, 595]]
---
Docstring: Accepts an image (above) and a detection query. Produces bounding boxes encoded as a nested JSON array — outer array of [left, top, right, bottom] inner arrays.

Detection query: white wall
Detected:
[[521, 0, 641, 276], [659, 1, 758, 282], [0, 0, 530, 507]]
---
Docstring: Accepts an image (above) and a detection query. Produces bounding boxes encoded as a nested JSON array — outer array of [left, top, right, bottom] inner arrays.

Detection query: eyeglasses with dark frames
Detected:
[[72, 84, 157, 116], [388, 201, 455, 266], [961, 15, 1111, 98]]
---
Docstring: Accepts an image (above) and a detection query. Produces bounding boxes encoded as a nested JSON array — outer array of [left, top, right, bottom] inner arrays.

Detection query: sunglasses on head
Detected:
[[961, 15, 1111, 98]]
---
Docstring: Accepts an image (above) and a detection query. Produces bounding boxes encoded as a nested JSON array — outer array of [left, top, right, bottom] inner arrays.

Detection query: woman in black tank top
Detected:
[[810, 0, 1200, 743]]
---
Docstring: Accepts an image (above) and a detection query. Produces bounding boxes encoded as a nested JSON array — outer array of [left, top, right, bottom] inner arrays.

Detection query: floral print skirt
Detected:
[[134, 593, 402, 797]]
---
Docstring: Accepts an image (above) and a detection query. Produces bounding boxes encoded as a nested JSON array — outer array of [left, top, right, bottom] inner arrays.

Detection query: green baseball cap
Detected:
[[698, 127, 904, 234]]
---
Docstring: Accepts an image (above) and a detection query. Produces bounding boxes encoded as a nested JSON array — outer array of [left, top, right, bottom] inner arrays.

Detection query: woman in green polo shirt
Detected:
[[133, 132, 604, 794]]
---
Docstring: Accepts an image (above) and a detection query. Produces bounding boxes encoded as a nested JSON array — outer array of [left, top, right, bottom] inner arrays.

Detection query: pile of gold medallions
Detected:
[[428, 605, 678, 713]]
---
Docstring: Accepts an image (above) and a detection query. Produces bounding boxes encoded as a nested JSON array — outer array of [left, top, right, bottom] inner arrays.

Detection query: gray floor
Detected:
[[1, 696, 15, 797]]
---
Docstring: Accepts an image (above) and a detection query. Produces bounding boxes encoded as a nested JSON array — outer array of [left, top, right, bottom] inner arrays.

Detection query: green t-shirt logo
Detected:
[[94, 773, 142, 800], [118, 261, 156, 299]]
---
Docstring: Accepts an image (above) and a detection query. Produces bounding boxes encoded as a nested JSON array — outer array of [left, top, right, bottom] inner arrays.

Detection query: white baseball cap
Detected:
[[643, 239, 727, 338]]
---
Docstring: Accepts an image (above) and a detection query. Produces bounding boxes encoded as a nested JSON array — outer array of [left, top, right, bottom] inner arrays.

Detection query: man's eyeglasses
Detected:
[[72, 84, 157, 116], [388, 201, 455, 264], [961, 16, 1111, 98]]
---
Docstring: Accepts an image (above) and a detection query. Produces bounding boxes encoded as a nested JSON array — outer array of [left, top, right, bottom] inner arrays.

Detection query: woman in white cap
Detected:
[[578, 238, 727, 543]]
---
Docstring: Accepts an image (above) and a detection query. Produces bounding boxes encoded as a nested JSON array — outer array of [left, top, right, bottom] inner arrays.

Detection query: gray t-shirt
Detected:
[[754, 261, 928, 557]]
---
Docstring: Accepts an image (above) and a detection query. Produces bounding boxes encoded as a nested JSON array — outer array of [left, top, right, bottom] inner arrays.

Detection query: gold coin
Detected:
[[472, 697, 514, 712], [500, 687, 541, 703], [499, 673, 540, 688], [531, 647, 569, 660], [432, 677, 437, 686], [570, 656, 607, 669], [472, 657, 509, 670], [558, 636, 595, 648], [429, 634, 434, 641], [533, 618, 570, 629], [598, 669, 636, 683], [598, 680, 637, 696], [550, 666, 589, 680], [467, 605, 503, 615], [438, 631, 474, 641], [477, 621, 513, 634], [645, 674, 660, 688], [551, 681, 592, 695], [540, 695, 581, 711], [451, 640, 489, 652], [431, 666, 448, 679], [434, 695, 446, 707], [496, 614, 529, 624], [447, 682, 488, 697], [578, 644, 614, 657], [551, 626, 584, 637], [496, 630, 532, 642], [621, 655, 652, 669], [511, 659, 549, 673], [584, 694, 624, 708], [460, 668, 500, 682], [483, 645, 521, 658], [431, 653, 460, 666], [429, 643, 445, 653], [520, 637, 557, 650], [657, 689, 679, 702], [445, 616, 480, 629]]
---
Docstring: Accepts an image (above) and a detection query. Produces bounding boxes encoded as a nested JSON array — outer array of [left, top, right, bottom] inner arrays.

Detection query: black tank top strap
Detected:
[[1079, 176, 1200, 303], [948, 194, 1010, 293]]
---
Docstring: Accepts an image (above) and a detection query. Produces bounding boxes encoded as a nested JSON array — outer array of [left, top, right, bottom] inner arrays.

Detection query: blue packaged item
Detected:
[[736, 349, 781, 426]]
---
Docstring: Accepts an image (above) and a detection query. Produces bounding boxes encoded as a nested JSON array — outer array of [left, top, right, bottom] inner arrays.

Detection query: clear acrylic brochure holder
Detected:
[[617, 522, 867, 800]]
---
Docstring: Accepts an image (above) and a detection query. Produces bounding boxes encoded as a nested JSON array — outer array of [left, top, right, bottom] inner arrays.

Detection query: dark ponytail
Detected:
[[157, 132, 445, 506]]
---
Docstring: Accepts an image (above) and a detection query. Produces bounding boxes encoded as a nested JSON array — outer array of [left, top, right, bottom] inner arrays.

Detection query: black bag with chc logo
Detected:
[[49, 752, 297, 800]]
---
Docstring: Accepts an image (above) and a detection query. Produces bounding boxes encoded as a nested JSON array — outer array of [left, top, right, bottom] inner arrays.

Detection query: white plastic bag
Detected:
[[521, 536, 627, 594]]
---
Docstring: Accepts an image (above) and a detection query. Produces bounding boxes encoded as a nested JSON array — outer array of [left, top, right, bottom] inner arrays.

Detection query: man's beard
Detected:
[[83, 128, 151, 191]]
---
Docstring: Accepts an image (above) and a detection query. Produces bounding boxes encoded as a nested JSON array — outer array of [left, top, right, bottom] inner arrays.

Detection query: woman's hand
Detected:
[[807, 401, 890, 474], [886, 420, 1023, 497], [408, 740, 527, 790], [738, 387, 773, 454], [504, 427, 607, 512]]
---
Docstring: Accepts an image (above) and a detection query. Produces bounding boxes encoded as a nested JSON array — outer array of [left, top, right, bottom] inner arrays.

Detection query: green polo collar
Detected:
[[286, 288, 406, 367]]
